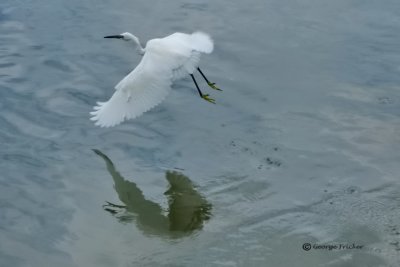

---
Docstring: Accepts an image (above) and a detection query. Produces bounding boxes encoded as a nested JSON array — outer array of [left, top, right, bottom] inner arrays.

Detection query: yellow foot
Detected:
[[202, 94, 216, 104], [208, 82, 222, 91]]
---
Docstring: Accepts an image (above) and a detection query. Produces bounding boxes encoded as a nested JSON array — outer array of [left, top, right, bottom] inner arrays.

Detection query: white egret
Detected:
[[90, 31, 221, 128]]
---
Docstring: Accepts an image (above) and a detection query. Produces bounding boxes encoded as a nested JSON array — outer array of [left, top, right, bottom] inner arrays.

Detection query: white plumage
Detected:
[[90, 31, 214, 127]]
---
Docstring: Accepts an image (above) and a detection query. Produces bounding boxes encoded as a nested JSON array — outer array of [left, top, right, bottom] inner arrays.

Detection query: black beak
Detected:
[[104, 35, 123, 39]]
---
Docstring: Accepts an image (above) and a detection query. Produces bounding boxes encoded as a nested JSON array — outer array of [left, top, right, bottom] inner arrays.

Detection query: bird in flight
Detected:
[[90, 31, 221, 128]]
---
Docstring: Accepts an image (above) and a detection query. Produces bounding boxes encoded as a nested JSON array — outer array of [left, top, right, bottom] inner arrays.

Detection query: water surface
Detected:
[[1, 0, 400, 266]]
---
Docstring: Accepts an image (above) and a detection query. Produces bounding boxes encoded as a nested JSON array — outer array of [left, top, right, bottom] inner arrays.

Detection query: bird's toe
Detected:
[[202, 94, 216, 104], [208, 82, 222, 91]]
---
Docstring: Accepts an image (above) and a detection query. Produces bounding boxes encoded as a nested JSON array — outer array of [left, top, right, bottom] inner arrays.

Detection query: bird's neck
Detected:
[[129, 34, 145, 55], [136, 45, 145, 55]]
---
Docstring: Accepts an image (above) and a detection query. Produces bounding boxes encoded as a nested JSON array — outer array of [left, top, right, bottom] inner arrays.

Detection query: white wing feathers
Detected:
[[90, 70, 172, 127], [90, 32, 214, 127]]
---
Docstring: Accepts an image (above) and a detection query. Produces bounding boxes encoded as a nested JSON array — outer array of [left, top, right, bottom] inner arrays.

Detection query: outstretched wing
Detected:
[[90, 49, 174, 127], [90, 32, 214, 127]]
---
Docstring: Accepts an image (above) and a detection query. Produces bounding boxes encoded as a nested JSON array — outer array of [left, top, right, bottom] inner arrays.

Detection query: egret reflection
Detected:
[[93, 149, 211, 237]]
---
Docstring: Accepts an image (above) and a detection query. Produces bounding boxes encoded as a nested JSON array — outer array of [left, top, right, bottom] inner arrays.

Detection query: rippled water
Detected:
[[1, 0, 400, 266]]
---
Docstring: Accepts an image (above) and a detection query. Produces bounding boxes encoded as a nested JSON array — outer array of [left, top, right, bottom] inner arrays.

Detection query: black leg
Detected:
[[190, 74, 216, 104], [197, 67, 211, 84], [197, 67, 221, 91], [190, 74, 203, 97]]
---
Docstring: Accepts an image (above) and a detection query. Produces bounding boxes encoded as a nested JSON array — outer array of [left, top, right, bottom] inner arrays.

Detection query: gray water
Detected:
[[1, 0, 400, 266]]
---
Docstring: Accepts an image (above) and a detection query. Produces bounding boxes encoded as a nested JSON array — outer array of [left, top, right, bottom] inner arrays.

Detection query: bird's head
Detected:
[[104, 32, 145, 55], [104, 32, 136, 42]]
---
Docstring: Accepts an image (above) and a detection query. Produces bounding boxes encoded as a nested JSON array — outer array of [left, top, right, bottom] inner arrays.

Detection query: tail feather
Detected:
[[191, 32, 214, 54]]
